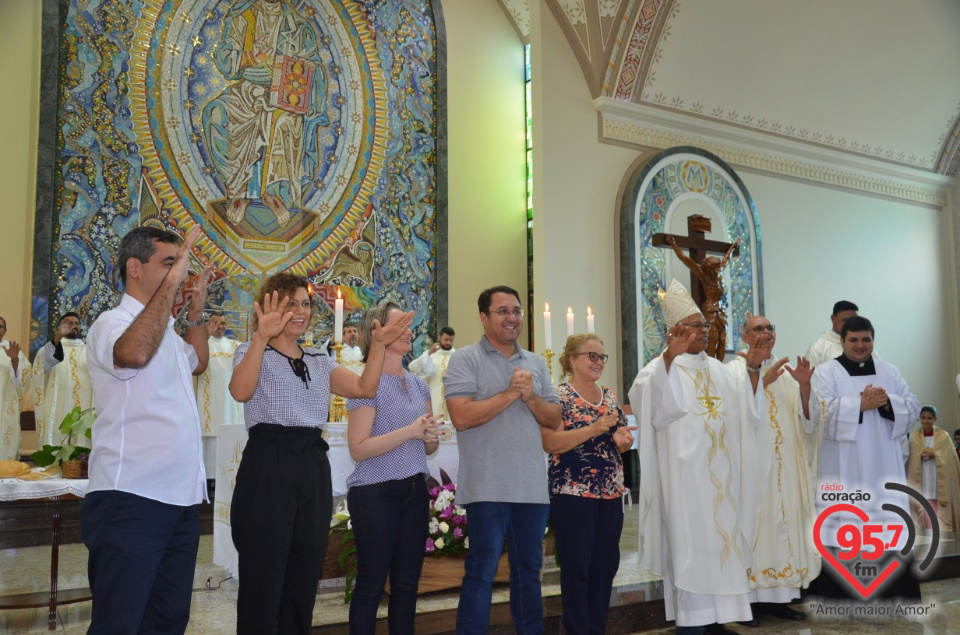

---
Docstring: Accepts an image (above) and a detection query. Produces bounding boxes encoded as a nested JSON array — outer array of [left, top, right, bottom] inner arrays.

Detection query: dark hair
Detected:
[[118, 226, 181, 285], [208, 310, 224, 318], [477, 285, 521, 314], [251, 273, 313, 332], [920, 405, 938, 418], [359, 301, 402, 362], [439, 326, 455, 337], [0, 316, 5, 329], [832, 300, 859, 315], [59, 312, 81, 325], [840, 315, 874, 340]]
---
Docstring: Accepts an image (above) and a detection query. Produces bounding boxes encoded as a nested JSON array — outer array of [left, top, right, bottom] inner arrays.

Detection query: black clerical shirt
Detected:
[[834, 354, 894, 423]]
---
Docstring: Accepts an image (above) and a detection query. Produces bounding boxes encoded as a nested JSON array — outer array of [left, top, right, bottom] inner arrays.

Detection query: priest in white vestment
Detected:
[[810, 315, 920, 600], [0, 317, 30, 460], [805, 300, 859, 367], [728, 314, 823, 624], [408, 326, 456, 419], [32, 313, 94, 449], [629, 280, 769, 635], [195, 313, 244, 481], [338, 323, 365, 375]]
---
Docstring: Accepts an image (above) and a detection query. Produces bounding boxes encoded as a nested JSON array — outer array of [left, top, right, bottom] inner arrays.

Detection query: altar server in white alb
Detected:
[[408, 326, 456, 419], [810, 315, 920, 601], [32, 312, 94, 448], [0, 317, 30, 460], [195, 311, 243, 481], [805, 300, 859, 368], [727, 314, 822, 625], [629, 279, 773, 635]]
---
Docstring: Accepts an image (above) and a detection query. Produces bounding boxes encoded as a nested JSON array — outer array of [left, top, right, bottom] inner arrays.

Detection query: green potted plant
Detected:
[[30, 406, 95, 478]]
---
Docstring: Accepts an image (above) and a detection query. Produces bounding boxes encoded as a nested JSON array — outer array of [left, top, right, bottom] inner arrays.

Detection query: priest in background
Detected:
[[339, 319, 365, 375], [195, 311, 243, 487], [728, 314, 822, 626], [805, 300, 859, 367], [629, 279, 776, 635], [0, 316, 30, 460], [408, 326, 456, 419], [810, 315, 920, 601], [33, 312, 94, 448]]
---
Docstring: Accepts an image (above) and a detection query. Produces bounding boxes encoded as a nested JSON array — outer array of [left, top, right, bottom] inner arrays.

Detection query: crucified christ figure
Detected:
[[665, 235, 742, 359]]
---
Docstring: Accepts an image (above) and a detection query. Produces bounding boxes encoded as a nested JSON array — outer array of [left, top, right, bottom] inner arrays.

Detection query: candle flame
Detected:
[[567, 307, 573, 314], [545, 302, 550, 312], [587, 306, 593, 316], [337, 288, 341, 299]]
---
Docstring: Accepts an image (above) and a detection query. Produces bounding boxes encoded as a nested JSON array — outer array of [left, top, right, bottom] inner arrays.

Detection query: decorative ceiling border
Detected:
[[597, 97, 951, 208]]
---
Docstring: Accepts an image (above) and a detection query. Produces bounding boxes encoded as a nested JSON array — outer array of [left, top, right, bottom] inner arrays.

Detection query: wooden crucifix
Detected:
[[652, 215, 741, 359]]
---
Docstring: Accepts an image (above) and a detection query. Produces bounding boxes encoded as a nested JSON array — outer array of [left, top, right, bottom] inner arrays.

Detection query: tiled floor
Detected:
[[2, 504, 959, 634]]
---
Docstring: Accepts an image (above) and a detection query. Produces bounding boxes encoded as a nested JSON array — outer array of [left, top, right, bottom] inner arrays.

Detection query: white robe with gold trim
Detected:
[[408, 347, 455, 419], [0, 341, 29, 460], [629, 352, 760, 627], [33, 339, 93, 448]]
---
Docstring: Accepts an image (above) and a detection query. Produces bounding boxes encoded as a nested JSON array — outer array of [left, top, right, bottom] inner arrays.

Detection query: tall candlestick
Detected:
[[566, 307, 575, 338], [543, 303, 552, 350], [334, 288, 344, 343], [586, 306, 595, 333]]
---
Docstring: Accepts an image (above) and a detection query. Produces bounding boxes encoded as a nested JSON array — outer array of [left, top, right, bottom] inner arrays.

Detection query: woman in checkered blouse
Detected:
[[228, 274, 412, 635], [345, 301, 442, 634]]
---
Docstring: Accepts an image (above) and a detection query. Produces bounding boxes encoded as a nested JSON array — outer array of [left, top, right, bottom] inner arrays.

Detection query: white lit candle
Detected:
[[566, 307, 575, 338], [586, 306, 595, 333], [334, 288, 344, 343], [543, 303, 552, 350]]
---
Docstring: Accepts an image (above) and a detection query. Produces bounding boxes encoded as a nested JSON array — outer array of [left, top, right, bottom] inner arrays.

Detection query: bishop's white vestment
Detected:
[[195, 336, 243, 478], [805, 330, 842, 368], [727, 356, 823, 602], [408, 347, 455, 419], [32, 339, 93, 449], [0, 341, 30, 460], [629, 352, 761, 626], [812, 357, 918, 551]]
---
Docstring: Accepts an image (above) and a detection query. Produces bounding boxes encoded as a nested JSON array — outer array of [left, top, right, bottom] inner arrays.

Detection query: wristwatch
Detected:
[[182, 314, 207, 328]]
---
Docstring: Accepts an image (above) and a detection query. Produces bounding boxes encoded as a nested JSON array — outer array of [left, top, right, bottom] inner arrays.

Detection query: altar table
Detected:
[[0, 476, 90, 631]]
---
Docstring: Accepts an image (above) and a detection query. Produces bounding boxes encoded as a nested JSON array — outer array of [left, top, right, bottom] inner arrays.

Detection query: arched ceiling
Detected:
[[498, 0, 960, 178]]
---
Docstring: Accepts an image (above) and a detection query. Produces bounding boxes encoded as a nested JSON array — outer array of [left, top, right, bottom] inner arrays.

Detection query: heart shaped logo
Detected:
[[813, 503, 900, 598]]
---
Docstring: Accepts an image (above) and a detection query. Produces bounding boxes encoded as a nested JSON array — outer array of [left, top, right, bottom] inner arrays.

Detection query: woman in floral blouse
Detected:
[[541, 334, 635, 635]]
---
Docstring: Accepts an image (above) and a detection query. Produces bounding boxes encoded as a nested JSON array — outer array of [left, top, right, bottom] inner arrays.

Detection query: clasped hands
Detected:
[[860, 384, 889, 412], [409, 412, 443, 443], [509, 367, 538, 403]]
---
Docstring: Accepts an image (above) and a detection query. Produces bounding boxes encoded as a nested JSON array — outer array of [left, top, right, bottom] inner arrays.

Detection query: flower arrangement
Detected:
[[426, 481, 468, 557]]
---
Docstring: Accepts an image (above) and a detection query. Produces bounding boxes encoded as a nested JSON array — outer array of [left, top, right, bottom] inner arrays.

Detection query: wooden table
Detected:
[[0, 478, 91, 630]]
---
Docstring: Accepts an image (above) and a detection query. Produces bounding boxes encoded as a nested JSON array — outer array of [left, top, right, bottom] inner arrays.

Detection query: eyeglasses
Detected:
[[678, 321, 710, 330], [488, 308, 524, 319], [284, 299, 313, 311], [748, 324, 776, 334], [574, 352, 609, 364]]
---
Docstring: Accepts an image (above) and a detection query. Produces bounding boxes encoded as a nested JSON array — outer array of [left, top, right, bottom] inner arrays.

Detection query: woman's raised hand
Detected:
[[253, 291, 293, 342]]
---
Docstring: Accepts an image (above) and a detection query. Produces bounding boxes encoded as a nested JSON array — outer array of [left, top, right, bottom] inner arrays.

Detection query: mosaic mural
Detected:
[[34, 0, 441, 351], [618, 147, 763, 387]]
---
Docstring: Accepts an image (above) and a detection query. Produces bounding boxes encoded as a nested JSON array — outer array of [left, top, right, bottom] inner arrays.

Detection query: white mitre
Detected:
[[658, 278, 701, 327]]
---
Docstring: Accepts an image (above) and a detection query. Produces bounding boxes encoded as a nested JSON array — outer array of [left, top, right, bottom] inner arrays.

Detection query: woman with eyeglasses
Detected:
[[228, 273, 412, 634], [541, 334, 636, 635], [345, 301, 441, 634]]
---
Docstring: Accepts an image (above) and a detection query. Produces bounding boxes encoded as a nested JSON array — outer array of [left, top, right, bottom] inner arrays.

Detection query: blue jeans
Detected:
[[456, 502, 549, 635], [347, 475, 429, 635]]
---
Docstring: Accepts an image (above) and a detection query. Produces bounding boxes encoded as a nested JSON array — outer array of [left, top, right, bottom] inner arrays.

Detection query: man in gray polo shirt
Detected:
[[444, 285, 561, 635]]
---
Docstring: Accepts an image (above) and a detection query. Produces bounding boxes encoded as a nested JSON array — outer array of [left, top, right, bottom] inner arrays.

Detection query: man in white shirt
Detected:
[[805, 301, 858, 368], [408, 326, 455, 419], [32, 312, 94, 448], [82, 225, 213, 633], [195, 311, 243, 484]]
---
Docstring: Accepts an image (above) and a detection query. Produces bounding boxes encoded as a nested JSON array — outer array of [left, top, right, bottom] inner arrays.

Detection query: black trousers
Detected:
[[550, 494, 624, 635], [81, 490, 200, 634], [231, 424, 332, 635], [347, 474, 429, 635]]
